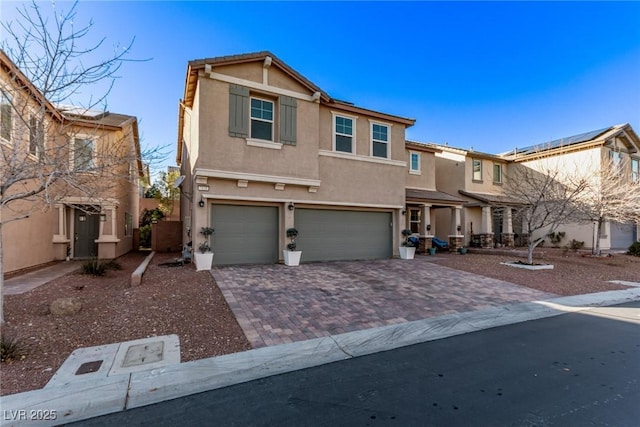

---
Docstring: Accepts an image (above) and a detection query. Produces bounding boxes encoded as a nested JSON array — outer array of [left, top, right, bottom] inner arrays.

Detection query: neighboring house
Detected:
[[502, 124, 640, 250], [404, 141, 467, 251], [177, 51, 416, 265], [0, 50, 143, 274], [428, 144, 520, 249]]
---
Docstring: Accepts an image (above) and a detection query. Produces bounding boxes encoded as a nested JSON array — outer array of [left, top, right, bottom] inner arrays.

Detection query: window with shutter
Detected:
[[280, 96, 297, 145], [228, 85, 249, 138]]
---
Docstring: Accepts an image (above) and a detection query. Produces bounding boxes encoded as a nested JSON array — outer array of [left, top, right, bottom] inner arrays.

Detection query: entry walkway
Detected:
[[4, 261, 82, 295], [212, 256, 556, 348]]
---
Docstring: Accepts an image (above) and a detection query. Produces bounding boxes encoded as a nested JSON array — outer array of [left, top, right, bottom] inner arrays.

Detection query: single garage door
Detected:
[[211, 205, 278, 265], [294, 209, 392, 262], [610, 221, 637, 250]]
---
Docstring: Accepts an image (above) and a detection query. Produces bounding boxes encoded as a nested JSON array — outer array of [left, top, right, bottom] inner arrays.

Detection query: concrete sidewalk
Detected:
[[4, 261, 83, 295], [2, 287, 639, 427]]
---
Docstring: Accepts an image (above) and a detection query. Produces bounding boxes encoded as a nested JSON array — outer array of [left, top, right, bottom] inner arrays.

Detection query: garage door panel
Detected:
[[211, 205, 278, 265], [295, 209, 392, 262], [610, 221, 637, 249]]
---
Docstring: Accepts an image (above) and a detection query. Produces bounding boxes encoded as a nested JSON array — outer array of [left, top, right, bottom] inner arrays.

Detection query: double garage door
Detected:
[[210, 205, 392, 265]]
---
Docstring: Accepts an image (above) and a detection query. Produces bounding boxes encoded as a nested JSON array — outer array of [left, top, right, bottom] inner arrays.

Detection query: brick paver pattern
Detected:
[[212, 257, 556, 348]]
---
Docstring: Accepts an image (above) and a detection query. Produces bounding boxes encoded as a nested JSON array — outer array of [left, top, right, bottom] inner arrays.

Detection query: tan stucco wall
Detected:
[[406, 149, 437, 190]]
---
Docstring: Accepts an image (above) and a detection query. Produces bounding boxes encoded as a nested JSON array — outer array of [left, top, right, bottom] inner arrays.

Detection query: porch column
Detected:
[[479, 206, 493, 248], [419, 204, 433, 253], [448, 206, 463, 251], [502, 208, 515, 247]]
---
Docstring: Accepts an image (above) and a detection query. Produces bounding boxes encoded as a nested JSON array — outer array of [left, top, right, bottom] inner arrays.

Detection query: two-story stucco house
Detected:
[[177, 52, 416, 265], [502, 124, 640, 250], [1, 49, 143, 274]]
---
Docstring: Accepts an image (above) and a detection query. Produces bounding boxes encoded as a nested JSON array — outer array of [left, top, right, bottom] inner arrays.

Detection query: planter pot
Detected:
[[283, 250, 302, 266], [194, 252, 214, 271], [458, 248, 468, 254], [428, 247, 436, 256], [399, 246, 416, 260]]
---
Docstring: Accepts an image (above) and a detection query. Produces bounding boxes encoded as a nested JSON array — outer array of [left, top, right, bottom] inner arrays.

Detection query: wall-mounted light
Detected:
[[198, 196, 205, 208], [288, 202, 295, 211], [401, 209, 406, 215], [457, 225, 462, 232], [426, 224, 431, 231]]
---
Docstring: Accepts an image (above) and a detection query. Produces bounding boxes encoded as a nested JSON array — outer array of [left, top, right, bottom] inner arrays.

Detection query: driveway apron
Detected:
[[212, 257, 556, 348]]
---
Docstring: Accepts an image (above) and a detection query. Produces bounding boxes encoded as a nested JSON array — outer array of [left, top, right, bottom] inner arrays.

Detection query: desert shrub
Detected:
[[82, 258, 106, 276], [566, 239, 585, 252], [628, 241, 640, 257], [103, 260, 122, 271], [547, 231, 566, 248], [1, 334, 25, 362]]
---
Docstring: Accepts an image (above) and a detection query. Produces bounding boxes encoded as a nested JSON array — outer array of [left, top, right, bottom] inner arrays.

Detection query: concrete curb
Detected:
[[2, 287, 639, 426], [130, 252, 155, 287]]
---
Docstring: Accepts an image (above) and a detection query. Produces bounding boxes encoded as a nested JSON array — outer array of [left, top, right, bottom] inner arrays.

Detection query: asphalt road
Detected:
[[71, 301, 640, 427]]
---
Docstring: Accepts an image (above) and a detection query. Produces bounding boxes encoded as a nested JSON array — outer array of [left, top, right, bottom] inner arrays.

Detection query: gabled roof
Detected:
[[502, 124, 639, 160]]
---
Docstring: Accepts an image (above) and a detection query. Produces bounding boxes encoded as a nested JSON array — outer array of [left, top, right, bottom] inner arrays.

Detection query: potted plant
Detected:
[[283, 227, 302, 266], [194, 226, 215, 271], [458, 246, 468, 255], [399, 229, 416, 260], [428, 246, 436, 256]]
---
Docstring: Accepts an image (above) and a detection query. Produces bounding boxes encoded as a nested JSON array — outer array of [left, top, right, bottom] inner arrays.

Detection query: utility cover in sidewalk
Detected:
[[122, 341, 164, 368], [76, 360, 103, 375]]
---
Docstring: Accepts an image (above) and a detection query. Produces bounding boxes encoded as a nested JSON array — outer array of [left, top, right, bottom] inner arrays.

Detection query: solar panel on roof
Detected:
[[516, 126, 612, 155]]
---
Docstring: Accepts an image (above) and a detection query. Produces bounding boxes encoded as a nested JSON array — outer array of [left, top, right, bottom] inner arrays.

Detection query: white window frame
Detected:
[[493, 163, 502, 184], [409, 208, 421, 234], [409, 151, 421, 174], [369, 120, 392, 159], [0, 90, 12, 143], [472, 159, 482, 181], [332, 112, 357, 154], [71, 135, 96, 172], [249, 96, 274, 142]]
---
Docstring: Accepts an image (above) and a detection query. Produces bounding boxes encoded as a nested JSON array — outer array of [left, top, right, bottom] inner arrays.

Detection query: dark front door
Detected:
[[74, 209, 99, 258]]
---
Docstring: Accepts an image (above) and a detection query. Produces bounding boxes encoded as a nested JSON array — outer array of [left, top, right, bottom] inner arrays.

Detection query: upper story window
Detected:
[[493, 163, 502, 184], [228, 85, 297, 146], [410, 152, 420, 173], [250, 97, 274, 141], [29, 116, 45, 158], [334, 114, 354, 153], [73, 137, 95, 171], [472, 159, 482, 181], [632, 158, 639, 182], [371, 122, 389, 159], [1, 90, 12, 142]]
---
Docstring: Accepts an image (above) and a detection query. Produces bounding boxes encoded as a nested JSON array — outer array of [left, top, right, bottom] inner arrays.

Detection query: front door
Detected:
[[492, 207, 504, 245], [74, 209, 99, 258]]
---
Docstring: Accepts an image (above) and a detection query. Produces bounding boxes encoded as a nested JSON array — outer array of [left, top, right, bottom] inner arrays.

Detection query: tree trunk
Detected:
[[593, 217, 603, 256]]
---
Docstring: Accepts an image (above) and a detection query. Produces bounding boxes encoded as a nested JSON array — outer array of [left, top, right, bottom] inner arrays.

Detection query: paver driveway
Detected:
[[212, 256, 556, 348]]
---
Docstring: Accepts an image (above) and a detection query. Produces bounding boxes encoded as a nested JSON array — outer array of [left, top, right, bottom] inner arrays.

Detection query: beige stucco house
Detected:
[[177, 51, 417, 265], [502, 124, 640, 250], [1, 50, 143, 274]]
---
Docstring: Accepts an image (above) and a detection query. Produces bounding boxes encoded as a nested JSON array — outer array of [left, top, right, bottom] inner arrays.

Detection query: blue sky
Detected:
[[2, 1, 639, 176]]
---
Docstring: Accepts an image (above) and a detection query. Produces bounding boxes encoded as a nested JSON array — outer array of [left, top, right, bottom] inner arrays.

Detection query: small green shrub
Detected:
[[628, 241, 640, 257], [1, 334, 25, 362], [82, 258, 106, 276], [547, 231, 566, 248], [566, 239, 585, 252]]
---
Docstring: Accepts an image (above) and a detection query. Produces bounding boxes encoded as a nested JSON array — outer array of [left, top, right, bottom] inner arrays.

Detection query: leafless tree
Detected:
[[574, 156, 640, 255], [507, 159, 589, 264], [0, 1, 158, 324]]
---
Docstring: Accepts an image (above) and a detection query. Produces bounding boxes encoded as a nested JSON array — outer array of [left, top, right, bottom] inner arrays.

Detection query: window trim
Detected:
[[71, 135, 96, 172], [332, 112, 357, 154], [409, 208, 421, 234], [0, 90, 12, 143], [369, 120, 392, 159], [472, 159, 483, 182], [249, 96, 275, 141], [493, 163, 502, 184], [409, 151, 421, 175], [28, 115, 46, 159], [632, 158, 639, 183]]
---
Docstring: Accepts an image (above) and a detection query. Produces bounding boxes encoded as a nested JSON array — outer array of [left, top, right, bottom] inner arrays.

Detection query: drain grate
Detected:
[[75, 360, 103, 375], [122, 341, 164, 368]]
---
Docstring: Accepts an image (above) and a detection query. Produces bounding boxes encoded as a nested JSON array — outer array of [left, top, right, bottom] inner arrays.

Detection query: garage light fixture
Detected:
[[198, 196, 205, 208], [288, 202, 295, 211]]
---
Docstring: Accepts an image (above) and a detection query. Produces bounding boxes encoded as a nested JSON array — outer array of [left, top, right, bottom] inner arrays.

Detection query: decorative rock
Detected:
[[50, 297, 82, 316]]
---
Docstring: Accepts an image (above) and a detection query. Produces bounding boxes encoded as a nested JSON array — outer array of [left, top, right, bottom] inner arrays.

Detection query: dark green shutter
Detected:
[[229, 85, 249, 137], [279, 96, 297, 145]]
